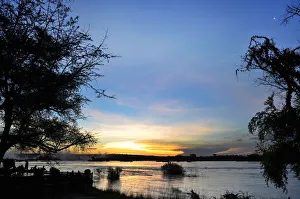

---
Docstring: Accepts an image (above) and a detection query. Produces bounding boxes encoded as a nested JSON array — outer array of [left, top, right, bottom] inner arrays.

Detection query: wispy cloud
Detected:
[[180, 140, 256, 156], [116, 96, 144, 110], [153, 70, 217, 92], [148, 100, 190, 115], [78, 108, 256, 156], [82, 108, 229, 142], [216, 147, 253, 155]]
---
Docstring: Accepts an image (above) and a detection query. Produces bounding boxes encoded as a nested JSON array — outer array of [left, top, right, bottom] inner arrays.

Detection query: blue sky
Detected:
[[70, 0, 299, 156]]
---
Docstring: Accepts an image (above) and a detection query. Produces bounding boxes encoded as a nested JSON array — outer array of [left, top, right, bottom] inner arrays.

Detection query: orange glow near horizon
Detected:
[[104, 141, 147, 151], [82, 141, 185, 156]]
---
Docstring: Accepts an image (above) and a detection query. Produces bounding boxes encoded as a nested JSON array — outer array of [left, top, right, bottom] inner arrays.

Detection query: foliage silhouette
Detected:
[[219, 191, 254, 199], [107, 166, 122, 181], [161, 162, 184, 176], [0, 0, 115, 159], [237, 4, 300, 192]]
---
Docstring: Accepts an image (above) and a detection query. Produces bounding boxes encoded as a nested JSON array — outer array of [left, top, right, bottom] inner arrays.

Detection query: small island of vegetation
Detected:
[[161, 162, 185, 176]]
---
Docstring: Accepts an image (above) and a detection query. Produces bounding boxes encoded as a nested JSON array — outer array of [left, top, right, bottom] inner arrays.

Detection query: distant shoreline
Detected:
[[88, 153, 261, 162], [11, 153, 261, 162]]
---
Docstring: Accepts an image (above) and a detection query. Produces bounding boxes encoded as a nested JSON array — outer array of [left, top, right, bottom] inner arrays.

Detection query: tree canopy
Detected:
[[238, 6, 300, 192], [0, 0, 114, 159]]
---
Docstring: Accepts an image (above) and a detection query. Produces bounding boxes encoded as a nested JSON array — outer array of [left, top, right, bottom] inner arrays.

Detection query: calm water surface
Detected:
[[22, 161, 300, 198]]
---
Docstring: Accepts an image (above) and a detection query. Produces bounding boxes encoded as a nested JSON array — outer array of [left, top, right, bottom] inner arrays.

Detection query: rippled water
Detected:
[[20, 161, 300, 198]]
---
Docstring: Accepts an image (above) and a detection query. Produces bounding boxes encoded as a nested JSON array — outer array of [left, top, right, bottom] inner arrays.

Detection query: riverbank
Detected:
[[51, 187, 260, 199], [12, 161, 298, 198], [58, 188, 150, 199]]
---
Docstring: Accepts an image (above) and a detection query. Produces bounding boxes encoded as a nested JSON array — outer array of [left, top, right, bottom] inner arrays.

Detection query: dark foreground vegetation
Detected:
[[0, 185, 258, 199], [37, 187, 257, 199], [0, 159, 93, 199], [236, 2, 300, 193]]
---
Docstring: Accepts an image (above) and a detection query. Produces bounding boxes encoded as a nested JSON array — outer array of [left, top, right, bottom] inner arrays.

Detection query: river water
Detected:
[[21, 161, 300, 199]]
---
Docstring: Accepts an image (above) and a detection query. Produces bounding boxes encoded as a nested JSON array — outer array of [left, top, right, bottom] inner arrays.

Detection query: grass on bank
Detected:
[[56, 187, 257, 199]]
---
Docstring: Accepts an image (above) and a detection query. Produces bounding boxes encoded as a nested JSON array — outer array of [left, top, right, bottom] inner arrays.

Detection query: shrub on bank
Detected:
[[107, 166, 122, 180], [161, 162, 184, 175], [219, 191, 254, 199], [33, 167, 45, 177], [50, 167, 60, 176]]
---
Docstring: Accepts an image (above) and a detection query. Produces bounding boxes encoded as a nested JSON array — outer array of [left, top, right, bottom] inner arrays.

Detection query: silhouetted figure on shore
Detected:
[[190, 190, 200, 199], [16, 165, 25, 175], [25, 160, 28, 171], [30, 165, 37, 174]]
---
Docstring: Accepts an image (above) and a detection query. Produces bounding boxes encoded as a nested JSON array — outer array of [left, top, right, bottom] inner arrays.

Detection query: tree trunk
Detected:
[[0, 99, 13, 161], [0, 146, 7, 160], [0, 142, 15, 161]]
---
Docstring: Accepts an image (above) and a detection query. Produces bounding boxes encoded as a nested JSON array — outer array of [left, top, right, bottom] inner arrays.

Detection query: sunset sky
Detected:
[[71, 0, 299, 156]]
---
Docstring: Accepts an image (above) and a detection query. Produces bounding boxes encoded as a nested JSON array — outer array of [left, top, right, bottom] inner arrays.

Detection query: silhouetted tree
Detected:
[[189, 154, 196, 158], [237, 4, 300, 192], [0, 0, 115, 159], [283, 3, 300, 24]]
